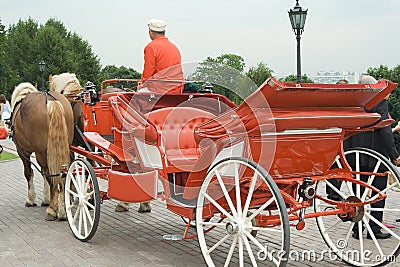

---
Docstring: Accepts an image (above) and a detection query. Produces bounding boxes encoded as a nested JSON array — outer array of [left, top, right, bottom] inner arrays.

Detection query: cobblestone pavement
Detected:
[[0, 138, 398, 266]]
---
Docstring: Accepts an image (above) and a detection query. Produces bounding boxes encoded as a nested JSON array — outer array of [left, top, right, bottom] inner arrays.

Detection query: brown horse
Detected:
[[11, 82, 74, 220]]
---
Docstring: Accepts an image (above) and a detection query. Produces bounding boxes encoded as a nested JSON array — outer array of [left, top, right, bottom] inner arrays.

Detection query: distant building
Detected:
[[308, 71, 360, 84]]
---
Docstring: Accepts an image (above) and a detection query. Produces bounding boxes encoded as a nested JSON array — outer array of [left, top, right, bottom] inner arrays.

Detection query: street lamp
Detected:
[[39, 59, 46, 91], [288, 0, 308, 82]]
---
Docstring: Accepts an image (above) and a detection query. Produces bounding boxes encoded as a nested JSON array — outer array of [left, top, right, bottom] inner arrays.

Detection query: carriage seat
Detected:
[[147, 107, 215, 171]]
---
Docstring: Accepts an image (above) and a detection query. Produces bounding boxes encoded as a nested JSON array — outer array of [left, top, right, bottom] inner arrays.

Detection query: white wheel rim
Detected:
[[196, 158, 288, 267], [65, 159, 98, 240], [315, 149, 400, 266]]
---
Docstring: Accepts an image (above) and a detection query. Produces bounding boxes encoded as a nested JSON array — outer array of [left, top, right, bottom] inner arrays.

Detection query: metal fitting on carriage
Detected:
[[148, 94, 156, 101], [298, 177, 315, 200], [60, 164, 68, 178], [199, 82, 213, 93]]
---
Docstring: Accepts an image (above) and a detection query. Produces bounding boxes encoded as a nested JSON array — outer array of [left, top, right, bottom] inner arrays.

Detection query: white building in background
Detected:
[[308, 71, 360, 84]]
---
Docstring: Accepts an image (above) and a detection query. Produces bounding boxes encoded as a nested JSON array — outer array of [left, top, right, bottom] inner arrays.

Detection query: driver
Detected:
[[140, 19, 184, 94]]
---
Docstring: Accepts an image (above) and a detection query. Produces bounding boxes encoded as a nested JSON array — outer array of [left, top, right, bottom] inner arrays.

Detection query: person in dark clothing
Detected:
[[348, 75, 400, 239]]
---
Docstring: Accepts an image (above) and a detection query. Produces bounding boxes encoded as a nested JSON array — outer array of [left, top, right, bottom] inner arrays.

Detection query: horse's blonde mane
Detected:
[[11, 82, 38, 111], [50, 73, 82, 98]]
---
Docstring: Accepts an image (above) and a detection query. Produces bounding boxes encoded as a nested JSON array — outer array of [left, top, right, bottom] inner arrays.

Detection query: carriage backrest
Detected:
[[120, 93, 236, 115], [146, 107, 215, 170]]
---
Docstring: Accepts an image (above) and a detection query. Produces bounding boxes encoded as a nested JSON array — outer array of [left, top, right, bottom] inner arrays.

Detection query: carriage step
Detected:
[[168, 195, 197, 208]]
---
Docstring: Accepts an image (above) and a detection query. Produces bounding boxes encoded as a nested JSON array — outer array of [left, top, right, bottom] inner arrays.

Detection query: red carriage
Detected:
[[66, 77, 400, 266]]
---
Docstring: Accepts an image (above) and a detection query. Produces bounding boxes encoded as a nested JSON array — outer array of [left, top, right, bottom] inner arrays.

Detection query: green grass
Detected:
[[0, 151, 19, 161]]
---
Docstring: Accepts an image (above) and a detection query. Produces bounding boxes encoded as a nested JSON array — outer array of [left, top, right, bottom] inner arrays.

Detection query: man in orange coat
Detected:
[[140, 19, 184, 94]]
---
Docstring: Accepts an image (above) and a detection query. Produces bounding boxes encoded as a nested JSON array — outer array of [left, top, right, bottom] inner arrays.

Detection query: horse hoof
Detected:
[[45, 207, 57, 221], [25, 202, 37, 207], [45, 213, 57, 221], [115, 203, 129, 212]]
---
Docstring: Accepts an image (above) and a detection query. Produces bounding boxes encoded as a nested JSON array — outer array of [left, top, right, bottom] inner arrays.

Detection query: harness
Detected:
[[10, 91, 67, 178], [70, 101, 93, 152]]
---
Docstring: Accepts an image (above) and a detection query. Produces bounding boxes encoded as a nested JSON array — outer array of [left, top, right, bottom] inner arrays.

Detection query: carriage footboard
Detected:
[[107, 169, 158, 202]]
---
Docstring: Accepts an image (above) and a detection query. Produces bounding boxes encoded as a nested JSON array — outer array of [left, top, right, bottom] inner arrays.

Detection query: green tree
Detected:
[[67, 32, 101, 84], [99, 65, 141, 89], [212, 54, 246, 73], [100, 65, 141, 80], [0, 18, 12, 97], [3, 18, 101, 93], [366, 65, 392, 80], [390, 65, 400, 121], [246, 62, 274, 86], [366, 65, 400, 122], [5, 18, 40, 89], [189, 54, 257, 104], [279, 74, 314, 83]]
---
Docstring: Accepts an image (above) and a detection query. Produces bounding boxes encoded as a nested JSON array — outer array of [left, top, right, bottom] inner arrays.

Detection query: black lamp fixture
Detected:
[[39, 59, 46, 91], [288, 0, 308, 82]]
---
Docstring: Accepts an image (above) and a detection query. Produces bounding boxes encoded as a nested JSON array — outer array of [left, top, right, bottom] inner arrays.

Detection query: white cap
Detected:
[[148, 19, 167, 32]]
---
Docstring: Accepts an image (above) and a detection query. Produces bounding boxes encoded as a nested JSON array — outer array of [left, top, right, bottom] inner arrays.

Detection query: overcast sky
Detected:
[[1, 0, 399, 77]]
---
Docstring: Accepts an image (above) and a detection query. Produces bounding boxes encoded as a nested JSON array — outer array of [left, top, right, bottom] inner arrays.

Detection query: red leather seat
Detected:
[[147, 107, 214, 171]]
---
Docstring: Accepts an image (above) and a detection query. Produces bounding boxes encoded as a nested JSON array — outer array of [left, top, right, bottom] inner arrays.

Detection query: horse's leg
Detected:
[[115, 202, 130, 212], [57, 176, 66, 220], [138, 201, 152, 213], [41, 176, 50, 206], [45, 176, 58, 221], [20, 152, 36, 207]]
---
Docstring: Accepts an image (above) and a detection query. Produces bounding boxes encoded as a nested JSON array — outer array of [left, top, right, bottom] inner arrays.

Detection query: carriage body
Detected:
[[68, 77, 400, 266]]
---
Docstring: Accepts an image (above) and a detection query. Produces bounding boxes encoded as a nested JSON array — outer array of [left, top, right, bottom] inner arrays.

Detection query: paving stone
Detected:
[[1, 138, 397, 266]]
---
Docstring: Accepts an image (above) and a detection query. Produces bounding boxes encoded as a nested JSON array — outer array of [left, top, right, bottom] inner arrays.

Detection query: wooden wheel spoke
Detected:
[[203, 192, 233, 220], [66, 188, 79, 198], [208, 234, 231, 254], [224, 236, 237, 267], [245, 231, 280, 266], [215, 169, 237, 217], [243, 171, 259, 217], [234, 163, 243, 218], [245, 197, 275, 223], [243, 235, 258, 267]]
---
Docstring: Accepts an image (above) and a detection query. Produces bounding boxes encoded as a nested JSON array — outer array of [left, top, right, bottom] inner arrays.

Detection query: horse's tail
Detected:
[[47, 100, 70, 177]]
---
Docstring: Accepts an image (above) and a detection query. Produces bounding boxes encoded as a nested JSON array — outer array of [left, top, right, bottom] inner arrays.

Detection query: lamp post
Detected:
[[288, 0, 308, 82], [39, 59, 46, 91]]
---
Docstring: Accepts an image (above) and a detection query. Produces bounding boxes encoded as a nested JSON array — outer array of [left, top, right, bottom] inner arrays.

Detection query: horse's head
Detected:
[[11, 82, 38, 111], [50, 73, 83, 101]]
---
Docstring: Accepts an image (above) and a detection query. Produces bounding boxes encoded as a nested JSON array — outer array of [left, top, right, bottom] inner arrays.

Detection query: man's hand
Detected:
[[393, 156, 400, 166], [393, 121, 400, 133]]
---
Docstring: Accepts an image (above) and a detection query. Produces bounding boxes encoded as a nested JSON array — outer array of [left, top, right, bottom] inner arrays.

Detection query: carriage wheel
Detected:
[[196, 157, 290, 267], [315, 147, 400, 266], [65, 158, 100, 242]]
